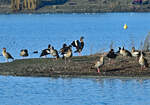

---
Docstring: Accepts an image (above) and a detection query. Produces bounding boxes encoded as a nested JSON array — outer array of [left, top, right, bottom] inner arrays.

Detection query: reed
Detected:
[[143, 32, 150, 51]]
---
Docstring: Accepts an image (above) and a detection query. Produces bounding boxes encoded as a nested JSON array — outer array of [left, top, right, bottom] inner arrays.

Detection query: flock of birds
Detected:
[[1, 36, 84, 62], [95, 46, 149, 73], [1, 36, 149, 73]]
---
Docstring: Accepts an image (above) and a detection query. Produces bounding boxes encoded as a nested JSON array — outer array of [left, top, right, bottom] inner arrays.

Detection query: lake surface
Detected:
[[0, 76, 150, 105], [0, 13, 150, 62], [0, 13, 150, 104]]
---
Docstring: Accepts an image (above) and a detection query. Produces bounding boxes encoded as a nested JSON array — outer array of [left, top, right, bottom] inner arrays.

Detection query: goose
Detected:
[[59, 43, 72, 59], [20, 49, 29, 57], [2, 48, 14, 62], [71, 36, 84, 56], [40, 44, 51, 57], [120, 47, 132, 57], [94, 54, 105, 73], [131, 47, 145, 58], [116, 47, 121, 54], [106, 49, 117, 64], [50, 46, 59, 60], [139, 51, 148, 70], [63, 46, 72, 64]]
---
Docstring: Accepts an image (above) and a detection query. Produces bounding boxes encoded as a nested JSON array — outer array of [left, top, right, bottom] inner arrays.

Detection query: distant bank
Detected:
[[0, 0, 150, 14]]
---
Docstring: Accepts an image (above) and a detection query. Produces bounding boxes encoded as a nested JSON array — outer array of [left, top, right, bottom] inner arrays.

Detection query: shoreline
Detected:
[[0, 53, 150, 78]]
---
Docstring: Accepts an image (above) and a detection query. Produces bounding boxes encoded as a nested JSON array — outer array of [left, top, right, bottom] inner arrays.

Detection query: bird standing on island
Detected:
[[71, 36, 84, 56], [120, 47, 132, 57], [40, 44, 51, 57], [139, 51, 148, 70], [59, 43, 72, 59], [50, 46, 59, 60], [2, 48, 14, 62], [131, 47, 145, 59], [94, 53, 106, 73], [63, 46, 72, 64], [20, 49, 29, 58], [106, 49, 117, 64]]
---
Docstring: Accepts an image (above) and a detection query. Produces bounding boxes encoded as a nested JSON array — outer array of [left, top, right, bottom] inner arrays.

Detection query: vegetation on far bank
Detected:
[[1, 0, 150, 13]]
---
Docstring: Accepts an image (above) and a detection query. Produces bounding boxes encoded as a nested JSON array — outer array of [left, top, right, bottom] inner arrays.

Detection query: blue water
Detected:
[[0, 13, 150, 104], [0, 13, 150, 62], [0, 76, 150, 105]]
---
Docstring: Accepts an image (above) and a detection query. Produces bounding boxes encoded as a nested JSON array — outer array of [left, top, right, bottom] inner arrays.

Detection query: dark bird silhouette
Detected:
[[20, 49, 29, 57], [2, 48, 14, 62], [71, 36, 84, 56], [33, 51, 38, 54], [40, 44, 51, 57], [106, 49, 117, 64]]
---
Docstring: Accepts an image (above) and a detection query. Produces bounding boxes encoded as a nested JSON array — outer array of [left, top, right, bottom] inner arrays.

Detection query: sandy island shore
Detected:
[[0, 52, 150, 77]]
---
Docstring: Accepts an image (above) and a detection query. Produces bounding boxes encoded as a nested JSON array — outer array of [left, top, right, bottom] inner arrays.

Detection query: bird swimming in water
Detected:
[[139, 51, 148, 70], [71, 36, 84, 56], [40, 44, 51, 57], [106, 49, 117, 64], [2, 48, 14, 62], [20, 49, 29, 58]]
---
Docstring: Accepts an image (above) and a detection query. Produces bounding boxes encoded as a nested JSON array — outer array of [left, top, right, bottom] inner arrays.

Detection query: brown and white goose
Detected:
[[20, 49, 29, 58], [94, 54, 106, 73], [50, 46, 59, 60], [2, 48, 14, 62], [63, 46, 72, 64], [131, 47, 145, 58], [139, 51, 148, 70], [71, 36, 84, 56], [40, 44, 51, 57], [120, 47, 132, 57], [59, 43, 71, 59]]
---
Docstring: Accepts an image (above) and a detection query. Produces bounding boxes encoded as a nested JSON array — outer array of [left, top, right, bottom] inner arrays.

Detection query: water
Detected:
[[0, 13, 150, 104], [0, 13, 150, 62], [0, 76, 150, 105]]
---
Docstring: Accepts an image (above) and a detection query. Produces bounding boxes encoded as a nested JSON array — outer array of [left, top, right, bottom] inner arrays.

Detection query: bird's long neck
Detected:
[[100, 56, 104, 63], [2, 50, 6, 53], [139, 50, 143, 59], [80, 40, 84, 48]]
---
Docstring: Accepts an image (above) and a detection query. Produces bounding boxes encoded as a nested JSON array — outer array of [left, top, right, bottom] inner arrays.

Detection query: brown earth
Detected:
[[0, 52, 150, 77]]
